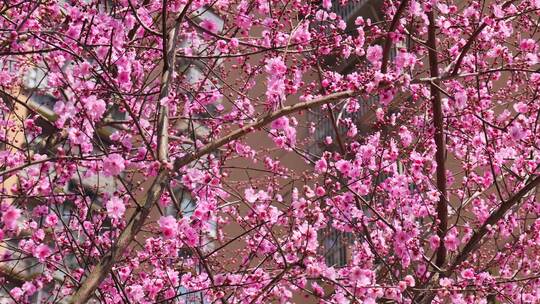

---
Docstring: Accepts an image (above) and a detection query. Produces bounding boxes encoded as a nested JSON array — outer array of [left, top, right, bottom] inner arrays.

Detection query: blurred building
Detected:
[[310, 0, 391, 272]]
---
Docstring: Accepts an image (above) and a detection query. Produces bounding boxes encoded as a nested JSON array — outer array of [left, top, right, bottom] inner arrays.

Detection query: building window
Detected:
[[307, 95, 378, 157], [320, 225, 349, 267], [28, 285, 53, 303], [177, 286, 209, 304], [165, 190, 197, 219], [331, 0, 383, 25], [23, 67, 48, 90]]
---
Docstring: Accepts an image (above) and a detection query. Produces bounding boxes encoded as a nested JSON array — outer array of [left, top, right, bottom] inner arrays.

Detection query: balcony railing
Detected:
[[332, 0, 383, 24], [308, 95, 378, 157], [332, 0, 362, 23], [320, 224, 349, 267]]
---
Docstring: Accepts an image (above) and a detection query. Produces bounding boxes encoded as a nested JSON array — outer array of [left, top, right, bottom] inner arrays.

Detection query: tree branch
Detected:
[[69, 1, 186, 301], [449, 0, 518, 76], [157, 13, 181, 163], [419, 175, 540, 303], [426, 10, 448, 268], [172, 90, 357, 171], [380, 0, 409, 74], [446, 175, 540, 273], [69, 170, 168, 304]]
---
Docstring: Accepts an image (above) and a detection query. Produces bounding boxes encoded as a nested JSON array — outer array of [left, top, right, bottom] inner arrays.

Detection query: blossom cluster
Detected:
[[0, 0, 540, 303]]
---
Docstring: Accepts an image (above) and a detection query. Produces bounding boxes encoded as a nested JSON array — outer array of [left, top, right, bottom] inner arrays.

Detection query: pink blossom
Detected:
[[44, 214, 58, 227], [201, 19, 218, 33], [454, 90, 468, 109], [312, 281, 324, 297], [513, 102, 528, 113], [283, 125, 297, 148], [315, 186, 326, 196], [53, 101, 76, 127], [404, 275, 415, 287], [103, 154, 125, 176], [398, 280, 408, 292], [338, 20, 347, 31], [444, 229, 460, 251], [322, 0, 332, 10], [33, 244, 51, 262], [395, 51, 417, 70], [244, 188, 258, 203], [349, 267, 372, 286], [460, 268, 475, 280], [347, 124, 357, 137], [492, 4, 505, 17], [366, 45, 383, 65], [273, 136, 286, 148], [380, 89, 395, 106], [2, 206, 21, 230], [230, 38, 239, 49], [315, 158, 327, 173], [399, 126, 412, 147], [376, 108, 385, 121], [182, 168, 204, 189], [106, 196, 126, 219], [526, 53, 538, 65], [520, 39, 536, 51], [236, 14, 252, 31], [158, 216, 177, 238], [69, 130, 93, 154], [117, 70, 131, 88], [509, 124, 526, 141], [266, 78, 285, 108], [0, 70, 12, 85], [21, 282, 37, 296], [440, 277, 454, 287], [33, 229, 45, 241], [335, 160, 352, 175], [66, 24, 81, 38], [292, 23, 311, 44], [127, 284, 145, 302], [265, 57, 287, 76], [429, 234, 440, 250], [271, 117, 289, 129], [179, 221, 198, 246], [437, 3, 450, 14], [5, 1, 540, 301], [10, 287, 23, 300], [83, 95, 106, 121], [395, 229, 411, 244]]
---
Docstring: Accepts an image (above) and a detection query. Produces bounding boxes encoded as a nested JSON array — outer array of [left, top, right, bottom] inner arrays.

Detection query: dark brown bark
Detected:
[[426, 10, 448, 269], [380, 0, 409, 74]]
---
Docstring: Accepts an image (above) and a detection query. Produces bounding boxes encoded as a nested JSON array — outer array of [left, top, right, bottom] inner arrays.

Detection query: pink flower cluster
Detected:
[[265, 57, 287, 109]]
